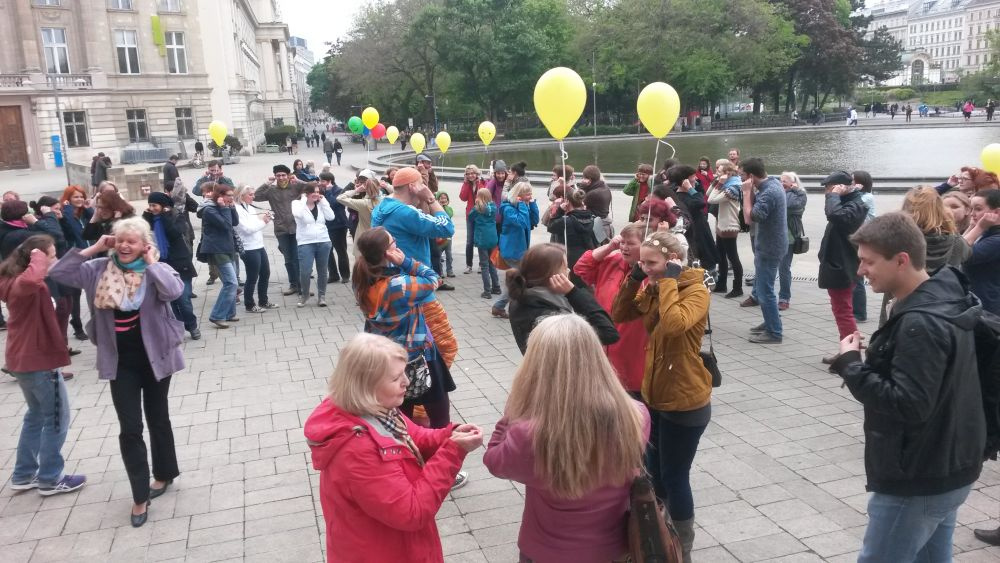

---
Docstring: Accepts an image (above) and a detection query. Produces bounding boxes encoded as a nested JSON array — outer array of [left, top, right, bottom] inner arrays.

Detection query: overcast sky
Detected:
[[280, 0, 366, 60]]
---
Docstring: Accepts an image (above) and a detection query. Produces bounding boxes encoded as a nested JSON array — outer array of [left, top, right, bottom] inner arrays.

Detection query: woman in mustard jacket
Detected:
[[611, 230, 711, 562]]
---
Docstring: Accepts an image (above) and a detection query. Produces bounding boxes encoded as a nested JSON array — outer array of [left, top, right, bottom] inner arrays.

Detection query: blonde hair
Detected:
[[507, 181, 532, 203], [714, 158, 737, 175], [328, 333, 408, 416], [505, 314, 645, 499], [903, 186, 957, 235], [474, 187, 492, 214], [780, 171, 801, 189], [465, 164, 480, 175], [641, 230, 685, 257]]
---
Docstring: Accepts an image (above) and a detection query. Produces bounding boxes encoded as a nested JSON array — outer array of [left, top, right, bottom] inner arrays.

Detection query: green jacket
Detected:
[[623, 178, 650, 222]]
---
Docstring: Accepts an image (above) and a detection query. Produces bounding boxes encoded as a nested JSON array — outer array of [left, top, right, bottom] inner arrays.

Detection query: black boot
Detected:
[[975, 526, 1000, 546]]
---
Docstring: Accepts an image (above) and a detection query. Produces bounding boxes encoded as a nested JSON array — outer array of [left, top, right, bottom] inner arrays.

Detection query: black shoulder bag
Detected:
[[701, 312, 722, 387]]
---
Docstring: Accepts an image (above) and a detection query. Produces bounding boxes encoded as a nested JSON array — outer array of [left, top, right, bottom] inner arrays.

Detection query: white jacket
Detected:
[[235, 202, 267, 251], [292, 195, 335, 245]]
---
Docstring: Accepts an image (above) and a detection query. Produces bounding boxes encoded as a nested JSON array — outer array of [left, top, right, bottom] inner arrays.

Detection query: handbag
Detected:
[[195, 239, 209, 264], [792, 236, 810, 255], [233, 233, 245, 255], [403, 355, 432, 400], [490, 246, 510, 270], [627, 476, 684, 563], [701, 313, 722, 388]]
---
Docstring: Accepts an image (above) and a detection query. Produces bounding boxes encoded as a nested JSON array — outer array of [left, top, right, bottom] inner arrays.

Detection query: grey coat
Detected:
[[48, 249, 185, 381]]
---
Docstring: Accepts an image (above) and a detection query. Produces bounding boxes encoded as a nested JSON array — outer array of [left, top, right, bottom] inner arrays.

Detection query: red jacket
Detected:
[[573, 249, 647, 391], [304, 399, 467, 563], [0, 252, 69, 373], [458, 178, 487, 218]]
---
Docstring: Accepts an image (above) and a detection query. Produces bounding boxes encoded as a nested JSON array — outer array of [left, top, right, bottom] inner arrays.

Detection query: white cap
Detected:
[[358, 169, 376, 180]]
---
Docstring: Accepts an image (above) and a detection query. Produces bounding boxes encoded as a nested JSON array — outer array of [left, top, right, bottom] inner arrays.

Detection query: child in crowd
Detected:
[[436, 192, 455, 277], [468, 188, 500, 299]]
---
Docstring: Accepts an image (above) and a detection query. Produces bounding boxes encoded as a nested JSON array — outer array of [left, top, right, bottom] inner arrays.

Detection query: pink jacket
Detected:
[[574, 249, 648, 391], [483, 403, 650, 563]]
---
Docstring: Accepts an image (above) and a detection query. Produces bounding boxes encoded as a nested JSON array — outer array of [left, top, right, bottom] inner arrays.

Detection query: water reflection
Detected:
[[481, 126, 995, 176]]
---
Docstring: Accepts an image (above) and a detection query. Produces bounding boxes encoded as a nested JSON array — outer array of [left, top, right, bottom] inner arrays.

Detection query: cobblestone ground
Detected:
[[2, 152, 1000, 561]]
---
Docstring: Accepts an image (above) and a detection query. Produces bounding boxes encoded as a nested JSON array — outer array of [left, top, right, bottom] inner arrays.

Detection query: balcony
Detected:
[[0, 74, 31, 88], [45, 74, 93, 88]]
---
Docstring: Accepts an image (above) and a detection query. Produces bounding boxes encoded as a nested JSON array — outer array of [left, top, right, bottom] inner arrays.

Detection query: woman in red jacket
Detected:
[[304, 333, 484, 563]]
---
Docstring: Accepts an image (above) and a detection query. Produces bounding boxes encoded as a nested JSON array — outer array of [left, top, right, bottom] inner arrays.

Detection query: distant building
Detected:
[[289, 36, 315, 125]]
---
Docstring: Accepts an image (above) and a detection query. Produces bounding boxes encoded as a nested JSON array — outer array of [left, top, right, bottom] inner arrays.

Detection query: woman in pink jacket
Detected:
[[484, 314, 649, 563], [573, 222, 648, 394], [304, 333, 483, 563]]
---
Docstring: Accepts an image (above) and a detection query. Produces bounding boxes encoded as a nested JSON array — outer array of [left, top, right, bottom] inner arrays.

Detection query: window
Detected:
[[108, 0, 132, 8], [158, 0, 180, 12], [32, 0, 61, 5], [115, 30, 140, 74], [165, 32, 187, 74], [41, 28, 69, 74], [126, 109, 148, 142], [175, 108, 194, 138], [63, 111, 88, 147]]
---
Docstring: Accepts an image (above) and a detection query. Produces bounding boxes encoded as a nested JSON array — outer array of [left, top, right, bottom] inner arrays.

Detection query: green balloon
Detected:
[[348, 116, 363, 133]]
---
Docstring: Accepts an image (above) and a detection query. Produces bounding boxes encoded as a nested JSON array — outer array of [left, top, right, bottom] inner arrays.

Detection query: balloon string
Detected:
[[659, 139, 677, 160], [560, 139, 569, 248], [646, 140, 661, 241]]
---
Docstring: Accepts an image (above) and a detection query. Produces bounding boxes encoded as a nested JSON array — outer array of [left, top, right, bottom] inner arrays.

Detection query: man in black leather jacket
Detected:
[[832, 213, 985, 562]]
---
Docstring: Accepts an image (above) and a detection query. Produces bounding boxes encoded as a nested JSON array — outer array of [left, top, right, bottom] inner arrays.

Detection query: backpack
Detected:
[[975, 310, 1000, 460]]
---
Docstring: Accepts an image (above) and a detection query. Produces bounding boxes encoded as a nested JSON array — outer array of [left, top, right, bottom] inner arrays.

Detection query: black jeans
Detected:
[[325, 152, 333, 164], [715, 235, 743, 291], [241, 248, 271, 309], [646, 409, 707, 521], [69, 288, 84, 333], [430, 244, 444, 277], [327, 226, 350, 281], [109, 365, 179, 505], [275, 233, 299, 289], [465, 214, 475, 268]]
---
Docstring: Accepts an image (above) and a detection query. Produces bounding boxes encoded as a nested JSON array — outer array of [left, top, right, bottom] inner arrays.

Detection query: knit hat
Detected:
[[416, 154, 432, 163], [1, 200, 28, 222], [148, 192, 173, 207], [392, 167, 422, 188], [493, 160, 508, 173], [358, 169, 376, 180], [273, 164, 291, 174]]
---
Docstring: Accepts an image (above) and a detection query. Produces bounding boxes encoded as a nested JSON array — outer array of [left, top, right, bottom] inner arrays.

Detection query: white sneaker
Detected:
[[450, 471, 469, 491], [296, 301, 305, 308]]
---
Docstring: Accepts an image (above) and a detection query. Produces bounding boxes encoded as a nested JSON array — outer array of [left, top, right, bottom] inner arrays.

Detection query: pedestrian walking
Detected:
[[0, 235, 86, 497], [333, 138, 343, 165], [483, 314, 647, 563], [49, 220, 184, 527], [832, 213, 986, 562], [323, 137, 334, 165]]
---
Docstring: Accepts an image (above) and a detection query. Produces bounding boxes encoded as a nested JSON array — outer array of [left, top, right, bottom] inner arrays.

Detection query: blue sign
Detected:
[[51, 135, 63, 167]]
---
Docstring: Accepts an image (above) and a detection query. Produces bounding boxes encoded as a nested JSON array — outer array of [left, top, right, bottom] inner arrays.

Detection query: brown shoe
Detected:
[[974, 527, 1000, 546], [491, 307, 509, 319], [778, 302, 789, 311], [739, 296, 759, 308], [822, 353, 841, 365]]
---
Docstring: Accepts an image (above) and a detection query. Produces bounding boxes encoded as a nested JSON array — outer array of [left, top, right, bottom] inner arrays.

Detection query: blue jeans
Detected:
[[493, 258, 520, 310], [12, 370, 69, 486], [778, 244, 794, 304], [853, 279, 868, 321], [478, 247, 500, 292], [209, 260, 238, 321], [646, 409, 707, 521], [241, 248, 271, 309], [440, 240, 454, 275], [276, 233, 299, 290], [753, 253, 782, 338], [858, 484, 971, 562], [170, 277, 197, 332], [298, 241, 331, 299]]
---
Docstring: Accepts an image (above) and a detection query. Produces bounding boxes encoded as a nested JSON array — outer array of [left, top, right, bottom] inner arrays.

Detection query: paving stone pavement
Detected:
[[2, 155, 1000, 562]]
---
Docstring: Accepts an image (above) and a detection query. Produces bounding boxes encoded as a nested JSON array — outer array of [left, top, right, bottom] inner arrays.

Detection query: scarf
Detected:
[[373, 408, 424, 466], [151, 215, 170, 260], [3, 219, 27, 229], [94, 256, 147, 311]]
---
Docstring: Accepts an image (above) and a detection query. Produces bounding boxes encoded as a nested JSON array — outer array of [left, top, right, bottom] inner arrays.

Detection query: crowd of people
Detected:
[[2, 140, 1000, 563]]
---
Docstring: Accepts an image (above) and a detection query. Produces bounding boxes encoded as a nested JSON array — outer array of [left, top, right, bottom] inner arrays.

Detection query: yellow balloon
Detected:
[[983, 143, 1000, 174], [637, 82, 681, 139], [362, 107, 379, 129], [478, 121, 496, 146], [410, 132, 426, 154], [533, 67, 586, 141], [386, 126, 400, 145], [436, 132, 451, 154], [208, 120, 228, 146]]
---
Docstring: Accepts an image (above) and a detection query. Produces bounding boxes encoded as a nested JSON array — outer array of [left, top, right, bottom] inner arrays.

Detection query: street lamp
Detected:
[[23, 75, 86, 185], [591, 50, 597, 137], [424, 94, 438, 135]]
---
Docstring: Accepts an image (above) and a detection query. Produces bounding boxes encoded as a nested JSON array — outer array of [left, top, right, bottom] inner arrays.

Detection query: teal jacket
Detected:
[[469, 202, 499, 249], [498, 200, 539, 262]]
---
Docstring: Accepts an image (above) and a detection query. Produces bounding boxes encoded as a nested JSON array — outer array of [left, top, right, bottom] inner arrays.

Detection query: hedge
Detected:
[[264, 125, 298, 145]]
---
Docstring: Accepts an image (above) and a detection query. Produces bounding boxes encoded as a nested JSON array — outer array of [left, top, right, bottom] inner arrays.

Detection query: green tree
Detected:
[[858, 27, 904, 84]]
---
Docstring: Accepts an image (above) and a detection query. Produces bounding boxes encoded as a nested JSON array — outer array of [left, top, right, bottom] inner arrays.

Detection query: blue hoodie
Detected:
[[498, 200, 539, 262], [371, 197, 454, 266]]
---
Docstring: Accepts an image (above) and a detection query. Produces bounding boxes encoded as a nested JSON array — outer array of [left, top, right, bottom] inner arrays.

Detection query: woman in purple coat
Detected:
[[49, 217, 184, 528]]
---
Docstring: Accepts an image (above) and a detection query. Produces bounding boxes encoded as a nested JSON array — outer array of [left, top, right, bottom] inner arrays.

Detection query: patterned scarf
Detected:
[[374, 408, 424, 466], [94, 256, 147, 310]]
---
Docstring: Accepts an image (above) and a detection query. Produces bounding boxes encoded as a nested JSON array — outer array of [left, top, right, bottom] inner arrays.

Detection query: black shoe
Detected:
[[0, 320, 6, 331], [749, 323, 767, 334], [712, 286, 728, 294], [437, 283, 456, 291], [190, 292, 198, 299], [74, 330, 88, 341], [328, 278, 339, 284], [131, 501, 150, 528], [67, 348, 82, 357], [149, 480, 172, 500], [974, 527, 1000, 546], [206, 278, 217, 286], [481, 291, 492, 299], [725, 289, 744, 299], [341, 278, 351, 284], [491, 287, 501, 295]]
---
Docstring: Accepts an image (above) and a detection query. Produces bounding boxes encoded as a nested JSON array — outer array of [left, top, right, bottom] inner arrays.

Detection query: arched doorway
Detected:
[[912, 60, 925, 85]]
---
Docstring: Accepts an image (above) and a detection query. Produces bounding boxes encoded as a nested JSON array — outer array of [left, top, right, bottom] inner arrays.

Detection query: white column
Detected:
[[278, 41, 290, 94], [260, 41, 278, 96]]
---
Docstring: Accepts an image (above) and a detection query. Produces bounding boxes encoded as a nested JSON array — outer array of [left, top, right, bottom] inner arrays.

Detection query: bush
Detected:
[[886, 88, 917, 101], [208, 135, 243, 157], [264, 125, 298, 145]]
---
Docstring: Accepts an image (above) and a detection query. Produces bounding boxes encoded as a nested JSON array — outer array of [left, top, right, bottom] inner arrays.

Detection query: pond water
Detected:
[[468, 126, 999, 176]]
